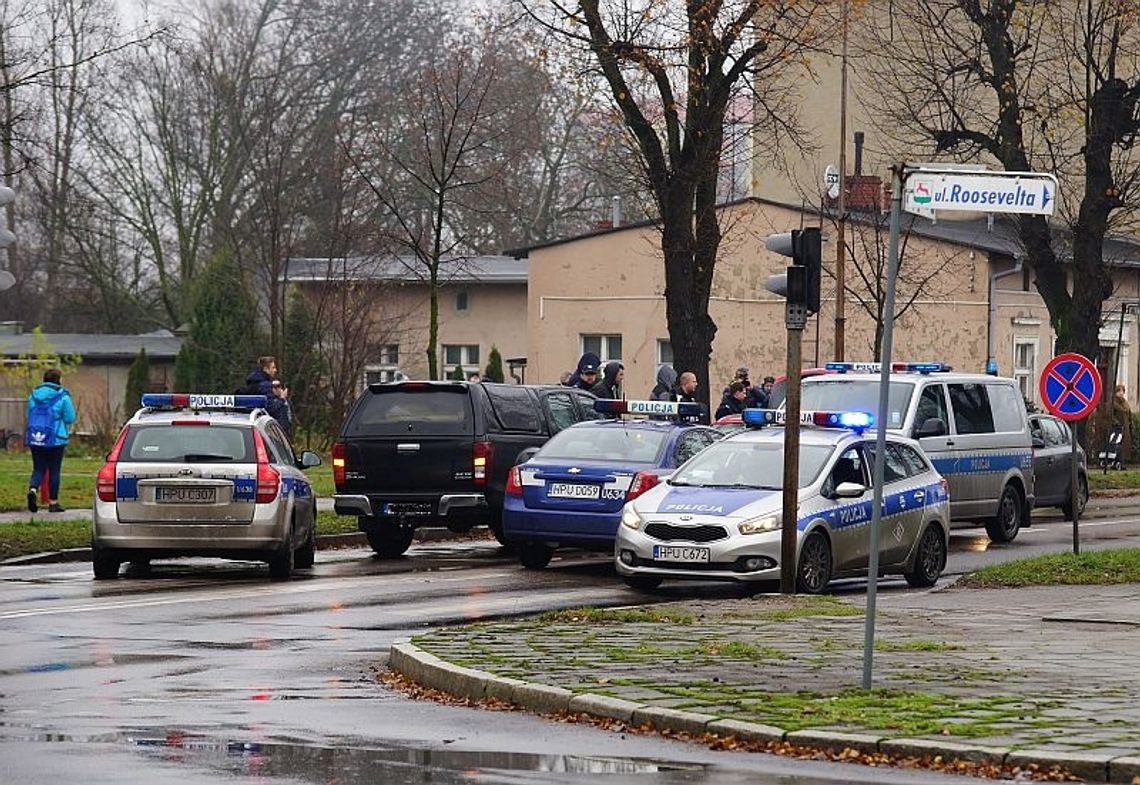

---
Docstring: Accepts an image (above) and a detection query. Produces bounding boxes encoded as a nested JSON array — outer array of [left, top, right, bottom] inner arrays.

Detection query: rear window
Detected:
[[347, 387, 474, 436], [485, 385, 540, 431], [537, 425, 668, 464], [122, 424, 254, 462]]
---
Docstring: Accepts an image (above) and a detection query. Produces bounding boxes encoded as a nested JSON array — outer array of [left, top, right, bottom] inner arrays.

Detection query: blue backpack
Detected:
[[26, 390, 65, 448]]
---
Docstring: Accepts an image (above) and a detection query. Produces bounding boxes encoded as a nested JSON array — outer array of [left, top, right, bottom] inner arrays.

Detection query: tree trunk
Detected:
[[661, 193, 716, 409]]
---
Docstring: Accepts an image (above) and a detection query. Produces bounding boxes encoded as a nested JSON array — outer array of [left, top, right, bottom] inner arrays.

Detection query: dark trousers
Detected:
[[29, 445, 66, 500]]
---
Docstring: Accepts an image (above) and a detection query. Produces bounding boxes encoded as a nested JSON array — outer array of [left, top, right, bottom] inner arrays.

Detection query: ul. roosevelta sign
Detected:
[[904, 167, 1058, 218]]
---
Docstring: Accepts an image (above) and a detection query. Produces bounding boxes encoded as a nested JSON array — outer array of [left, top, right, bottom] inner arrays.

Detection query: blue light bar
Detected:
[[741, 408, 873, 432], [141, 393, 268, 410], [592, 399, 704, 417], [824, 361, 950, 375]]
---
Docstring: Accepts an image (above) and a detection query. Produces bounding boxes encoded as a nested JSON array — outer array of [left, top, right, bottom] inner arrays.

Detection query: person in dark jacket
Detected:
[[25, 368, 76, 513], [716, 381, 749, 420], [245, 355, 292, 433], [747, 375, 776, 409], [650, 364, 676, 400], [567, 352, 602, 392], [675, 371, 710, 424], [721, 366, 750, 401], [590, 361, 624, 399]]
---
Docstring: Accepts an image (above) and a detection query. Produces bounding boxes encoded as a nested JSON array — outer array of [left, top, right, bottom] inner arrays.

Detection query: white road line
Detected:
[[1019, 517, 1140, 535], [0, 568, 520, 620]]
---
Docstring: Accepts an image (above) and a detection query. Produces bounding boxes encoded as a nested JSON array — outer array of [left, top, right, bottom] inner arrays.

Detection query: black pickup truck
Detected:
[[332, 381, 601, 556]]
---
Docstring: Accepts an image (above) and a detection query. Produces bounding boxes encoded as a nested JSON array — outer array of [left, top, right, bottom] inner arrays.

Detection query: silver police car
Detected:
[[615, 410, 951, 593], [92, 394, 321, 580]]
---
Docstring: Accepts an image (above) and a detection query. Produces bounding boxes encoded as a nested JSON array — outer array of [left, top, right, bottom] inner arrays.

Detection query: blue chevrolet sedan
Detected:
[[502, 400, 720, 569]]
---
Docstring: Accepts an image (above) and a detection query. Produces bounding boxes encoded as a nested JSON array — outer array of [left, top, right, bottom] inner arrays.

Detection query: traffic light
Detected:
[[764, 227, 822, 314]]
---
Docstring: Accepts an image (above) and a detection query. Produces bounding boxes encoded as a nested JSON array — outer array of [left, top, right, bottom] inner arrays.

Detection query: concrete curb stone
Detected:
[[388, 641, 1138, 781]]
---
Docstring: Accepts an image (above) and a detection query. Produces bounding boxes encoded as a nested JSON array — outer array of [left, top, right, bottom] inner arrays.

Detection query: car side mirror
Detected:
[[1032, 435, 1046, 449], [833, 481, 866, 499], [915, 417, 948, 438], [299, 450, 322, 469]]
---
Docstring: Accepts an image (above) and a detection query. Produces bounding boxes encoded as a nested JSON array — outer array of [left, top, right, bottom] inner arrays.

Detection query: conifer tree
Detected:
[[124, 348, 150, 413], [484, 346, 504, 383]]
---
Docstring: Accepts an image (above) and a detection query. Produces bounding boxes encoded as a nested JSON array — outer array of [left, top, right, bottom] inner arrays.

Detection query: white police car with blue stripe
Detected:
[[91, 394, 322, 580], [614, 409, 950, 593]]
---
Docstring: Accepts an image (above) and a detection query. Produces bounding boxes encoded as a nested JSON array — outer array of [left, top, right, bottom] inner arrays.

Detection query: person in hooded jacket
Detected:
[[650, 364, 677, 400], [590, 361, 624, 399], [566, 351, 602, 392], [244, 355, 292, 433], [25, 368, 76, 513]]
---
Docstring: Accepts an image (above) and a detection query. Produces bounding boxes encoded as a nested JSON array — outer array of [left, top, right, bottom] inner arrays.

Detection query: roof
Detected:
[[283, 255, 528, 284], [0, 329, 182, 361], [503, 196, 1140, 266]]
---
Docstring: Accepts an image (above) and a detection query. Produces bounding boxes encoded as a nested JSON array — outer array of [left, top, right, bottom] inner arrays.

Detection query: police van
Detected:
[[797, 363, 1033, 543]]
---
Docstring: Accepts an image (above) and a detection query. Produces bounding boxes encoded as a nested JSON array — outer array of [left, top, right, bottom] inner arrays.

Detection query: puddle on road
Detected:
[[124, 731, 705, 781], [0, 652, 186, 677]]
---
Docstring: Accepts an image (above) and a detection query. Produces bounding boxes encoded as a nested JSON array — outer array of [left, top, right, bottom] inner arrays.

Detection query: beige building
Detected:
[[284, 256, 529, 385], [511, 198, 1140, 408]]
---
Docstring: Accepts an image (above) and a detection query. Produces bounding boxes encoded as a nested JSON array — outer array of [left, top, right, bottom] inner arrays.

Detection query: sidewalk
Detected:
[[391, 582, 1140, 782]]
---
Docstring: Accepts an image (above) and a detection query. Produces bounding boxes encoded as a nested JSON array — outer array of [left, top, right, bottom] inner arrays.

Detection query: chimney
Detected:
[[853, 131, 864, 176], [611, 195, 621, 228]]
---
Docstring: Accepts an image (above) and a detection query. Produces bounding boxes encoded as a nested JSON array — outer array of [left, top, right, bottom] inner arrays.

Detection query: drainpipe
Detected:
[[987, 254, 1023, 375]]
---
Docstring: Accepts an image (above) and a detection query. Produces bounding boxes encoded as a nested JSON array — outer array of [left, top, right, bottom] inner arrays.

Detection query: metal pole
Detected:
[[780, 312, 805, 594], [834, 0, 849, 362], [1071, 432, 1080, 555], [862, 163, 905, 690], [1113, 300, 1126, 394]]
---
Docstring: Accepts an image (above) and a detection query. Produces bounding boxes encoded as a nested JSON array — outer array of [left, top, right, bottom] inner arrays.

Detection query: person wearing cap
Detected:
[[567, 351, 601, 392], [719, 366, 750, 417]]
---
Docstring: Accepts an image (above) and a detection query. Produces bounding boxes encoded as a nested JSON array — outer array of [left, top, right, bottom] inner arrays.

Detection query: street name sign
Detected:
[[904, 168, 1058, 219]]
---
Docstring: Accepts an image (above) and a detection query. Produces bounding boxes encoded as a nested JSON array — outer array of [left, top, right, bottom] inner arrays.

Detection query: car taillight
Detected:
[[505, 465, 522, 497], [626, 471, 660, 502], [253, 431, 280, 503], [96, 427, 129, 502], [473, 441, 493, 487], [332, 442, 346, 487]]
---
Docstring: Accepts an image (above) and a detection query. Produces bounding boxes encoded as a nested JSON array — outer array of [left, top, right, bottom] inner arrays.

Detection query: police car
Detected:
[[91, 394, 322, 580], [614, 409, 950, 593], [800, 362, 1033, 542], [502, 399, 721, 569]]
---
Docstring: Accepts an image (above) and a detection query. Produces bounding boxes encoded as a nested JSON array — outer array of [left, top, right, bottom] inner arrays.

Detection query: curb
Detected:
[[0, 527, 497, 567], [389, 640, 1136, 783]]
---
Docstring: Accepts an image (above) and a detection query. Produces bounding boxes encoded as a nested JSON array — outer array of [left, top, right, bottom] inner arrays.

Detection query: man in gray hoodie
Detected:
[[650, 364, 676, 400]]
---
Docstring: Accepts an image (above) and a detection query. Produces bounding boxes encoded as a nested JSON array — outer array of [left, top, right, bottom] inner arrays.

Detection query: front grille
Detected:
[[644, 523, 728, 543]]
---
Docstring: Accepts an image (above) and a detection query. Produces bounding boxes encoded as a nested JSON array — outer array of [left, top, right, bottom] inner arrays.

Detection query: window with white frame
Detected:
[[363, 344, 402, 386], [581, 334, 622, 363], [1013, 338, 1037, 403], [442, 344, 480, 375], [657, 339, 673, 366]]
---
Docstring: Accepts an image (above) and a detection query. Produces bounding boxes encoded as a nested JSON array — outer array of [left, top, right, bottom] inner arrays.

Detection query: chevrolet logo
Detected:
[[567, 467, 581, 474]]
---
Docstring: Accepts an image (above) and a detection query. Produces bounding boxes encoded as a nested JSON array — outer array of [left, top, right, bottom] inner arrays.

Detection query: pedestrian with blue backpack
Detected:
[[25, 368, 76, 513]]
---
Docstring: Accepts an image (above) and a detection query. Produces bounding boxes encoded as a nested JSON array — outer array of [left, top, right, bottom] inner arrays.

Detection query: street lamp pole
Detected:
[[834, 0, 849, 362]]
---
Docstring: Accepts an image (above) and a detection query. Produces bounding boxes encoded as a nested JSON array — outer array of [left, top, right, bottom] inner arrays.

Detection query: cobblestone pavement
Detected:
[[408, 583, 1140, 761]]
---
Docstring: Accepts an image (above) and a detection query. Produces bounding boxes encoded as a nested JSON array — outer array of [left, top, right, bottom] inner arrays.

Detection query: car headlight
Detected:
[[738, 515, 779, 535], [621, 506, 644, 530]]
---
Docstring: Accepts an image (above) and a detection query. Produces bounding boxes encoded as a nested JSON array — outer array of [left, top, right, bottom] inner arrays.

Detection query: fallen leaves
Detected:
[[376, 667, 1082, 782]]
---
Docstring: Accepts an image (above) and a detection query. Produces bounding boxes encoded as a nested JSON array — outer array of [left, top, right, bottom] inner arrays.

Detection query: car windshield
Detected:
[[123, 424, 254, 463], [670, 440, 835, 489], [800, 380, 914, 430], [537, 425, 668, 464]]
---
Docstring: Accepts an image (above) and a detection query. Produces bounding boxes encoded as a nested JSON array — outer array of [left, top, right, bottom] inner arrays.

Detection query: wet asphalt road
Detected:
[[2, 501, 1139, 785]]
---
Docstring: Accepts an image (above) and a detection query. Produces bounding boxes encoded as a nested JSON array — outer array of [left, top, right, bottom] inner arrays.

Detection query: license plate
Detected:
[[155, 487, 217, 504], [653, 545, 710, 563], [548, 482, 600, 499], [382, 502, 433, 516]]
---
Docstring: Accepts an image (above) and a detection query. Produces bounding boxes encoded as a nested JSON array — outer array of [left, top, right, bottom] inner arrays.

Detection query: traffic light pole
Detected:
[[780, 300, 807, 594]]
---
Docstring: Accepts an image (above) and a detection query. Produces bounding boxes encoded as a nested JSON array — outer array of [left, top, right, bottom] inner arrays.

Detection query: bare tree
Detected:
[[860, 0, 1140, 370], [519, 0, 830, 403]]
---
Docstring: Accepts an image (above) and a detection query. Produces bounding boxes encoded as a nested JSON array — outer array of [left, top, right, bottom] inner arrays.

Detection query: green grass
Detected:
[[534, 607, 695, 625], [0, 451, 333, 512], [1088, 469, 1140, 490], [0, 507, 357, 561], [961, 548, 1140, 587], [756, 595, 864, 621], [874, 639, 962, 653]]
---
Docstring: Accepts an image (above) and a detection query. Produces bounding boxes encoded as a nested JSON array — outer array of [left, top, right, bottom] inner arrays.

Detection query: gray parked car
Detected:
[[1028, 413, 1087, 520]]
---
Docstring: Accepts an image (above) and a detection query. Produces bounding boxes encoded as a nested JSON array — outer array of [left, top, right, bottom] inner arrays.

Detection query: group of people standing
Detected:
[[713, 367, 776, 420]]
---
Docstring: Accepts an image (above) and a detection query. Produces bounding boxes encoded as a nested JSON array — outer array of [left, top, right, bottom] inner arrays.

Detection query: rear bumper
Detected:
[[334, 493, 487, 518], [502, 499, 620, 547], [91, 499, 290, 554]]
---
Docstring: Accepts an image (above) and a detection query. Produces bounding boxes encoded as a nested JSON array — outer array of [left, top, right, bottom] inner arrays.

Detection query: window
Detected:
[[914, 384, 948, 433], [1041, 418, 1065, 447], [893, 443, 930, 476], [947, 383, 995, 435], [544, 392, 577, 432], [574, 392, 606, 420], [581, 334, 622, 363], [675, 432, 709, 464], [988, 383, 1025, 433], [364, 344, 401, 386], [1013, 339, 1037, 402], [867, 445, 907, 483], [824, 446, 867, 496], [380, 344, 399, 365], [455, 291, 469, 311], [442, 344, 480, 375], [485, 385, 540, 432], [657, 340, 673, 365]]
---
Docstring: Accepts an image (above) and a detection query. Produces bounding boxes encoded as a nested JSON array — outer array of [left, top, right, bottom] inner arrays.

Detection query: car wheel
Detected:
[[295, 519, 316, 569], [622, 574, 662, 591], [985, 484, 1023, 543], [487, 509, 511, 547], [518, 542, 555, 570], [796, 531, 832, 595], [1061, 474, 1088, 521], [365, 525, 415, 559], [904, 525, 946, 588], [92, 550, 120, 580], [268, 538, 295, 580]]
